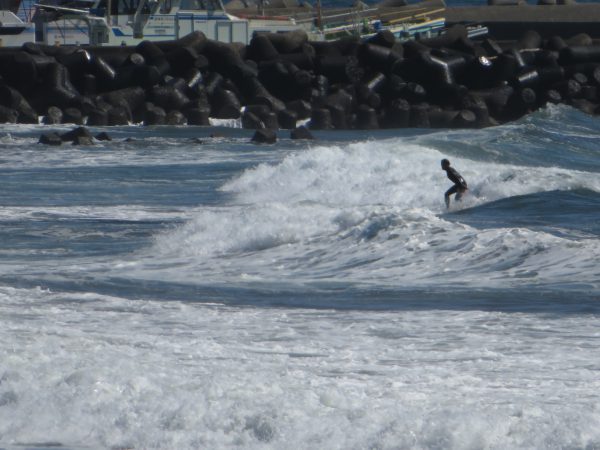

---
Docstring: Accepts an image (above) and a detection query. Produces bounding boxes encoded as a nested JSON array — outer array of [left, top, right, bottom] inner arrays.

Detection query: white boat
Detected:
[[0, 6, 37, 46], [0, 0, 306, 46], [0, 0, 475, 48]]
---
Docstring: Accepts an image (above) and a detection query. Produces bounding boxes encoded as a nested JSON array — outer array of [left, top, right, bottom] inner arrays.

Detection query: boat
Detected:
[[0, 0, 469, 48], [0, 1, 37, 46], [316, 0, 446, 41], [226, 0, 448, 42], [0, 0, 307, 46]]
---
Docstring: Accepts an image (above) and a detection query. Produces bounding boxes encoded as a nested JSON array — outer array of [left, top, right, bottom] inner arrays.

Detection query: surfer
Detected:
[[441, 158, 468, 209]]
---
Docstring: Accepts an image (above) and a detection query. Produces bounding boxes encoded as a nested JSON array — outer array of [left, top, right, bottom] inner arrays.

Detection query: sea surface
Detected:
[[0, 104, 599, 449]]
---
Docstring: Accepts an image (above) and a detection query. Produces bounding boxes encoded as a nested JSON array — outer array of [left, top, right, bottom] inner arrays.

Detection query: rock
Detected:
[[262, 112, 278, 129], [0, 106, 19, 124], [428, 107, 459, 128], [309, 108, 333, 130], [211, 88, 241, 119], [42, 106, 63, 125], [184, 108, 210, 126], [409, 103, 431, 128], [39, 132, 63, 146], [242, 111, 264, 129], [251, 128, 277, 144], [95, 132, 112, 141], [166, 110, 186, 125], [290, 126, 314, 140], [0, 27, 597, 130], [62, 107, 84, 125], [107, 106, 130, 125], [60, 126, 93, 142], [0, 85, 38, 123], [143, 103, 167, 126], [543, 89, 563, 104], [150, 85, 190, 111], [452, 109, 478, 128], [86, 109, 109, 126], [383, 98, 410, 128], [355, 105, 379, 129], [571, 98, 597, 114], [278, 109, 298, 129], [286, 100, 312, 120], [72, 135, 94, 145]]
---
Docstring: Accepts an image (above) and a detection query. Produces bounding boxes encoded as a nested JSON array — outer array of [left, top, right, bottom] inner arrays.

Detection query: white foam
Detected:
[[145, 140, 600, 289], [0, 205, 191, 222], [1, 285, 599, 449], [209, 118, 242, 128], [222, 139, 600, 208]]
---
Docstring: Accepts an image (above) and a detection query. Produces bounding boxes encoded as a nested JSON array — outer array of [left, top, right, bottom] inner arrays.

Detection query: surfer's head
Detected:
[[441, 159, 450, 170]]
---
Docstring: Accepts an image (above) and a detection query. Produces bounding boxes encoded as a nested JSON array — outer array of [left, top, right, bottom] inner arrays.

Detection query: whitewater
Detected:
[[0, 104, 599, 449]]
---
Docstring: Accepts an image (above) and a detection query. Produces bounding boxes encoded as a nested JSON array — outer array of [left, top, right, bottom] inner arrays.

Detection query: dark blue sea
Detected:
[[1, 103, 599, 449]]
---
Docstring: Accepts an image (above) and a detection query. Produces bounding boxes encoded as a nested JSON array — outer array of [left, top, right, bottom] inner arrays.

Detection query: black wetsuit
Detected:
[[444, 167, 468, 205]]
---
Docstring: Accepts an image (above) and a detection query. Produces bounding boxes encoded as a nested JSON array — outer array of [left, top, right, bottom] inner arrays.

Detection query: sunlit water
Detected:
[[0, 104, 599, 449]]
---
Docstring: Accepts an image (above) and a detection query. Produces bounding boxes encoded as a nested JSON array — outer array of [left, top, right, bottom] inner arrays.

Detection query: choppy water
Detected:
[[1, 104, 599, 449]]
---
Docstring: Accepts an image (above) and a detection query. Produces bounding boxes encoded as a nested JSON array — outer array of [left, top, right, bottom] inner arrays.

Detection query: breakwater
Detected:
[[1, 27, 600, 134]]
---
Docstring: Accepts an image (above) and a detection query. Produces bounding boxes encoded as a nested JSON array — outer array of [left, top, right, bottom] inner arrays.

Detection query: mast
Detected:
[[132, 0, 148, 38], [316, 0, 322, 31]]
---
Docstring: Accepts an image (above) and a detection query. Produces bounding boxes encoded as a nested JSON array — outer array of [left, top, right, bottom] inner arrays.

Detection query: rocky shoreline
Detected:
[[1, 26, 600, 140]]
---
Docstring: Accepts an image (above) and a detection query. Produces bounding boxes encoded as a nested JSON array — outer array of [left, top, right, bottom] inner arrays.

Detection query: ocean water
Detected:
[[0, 104, 599, 449]]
